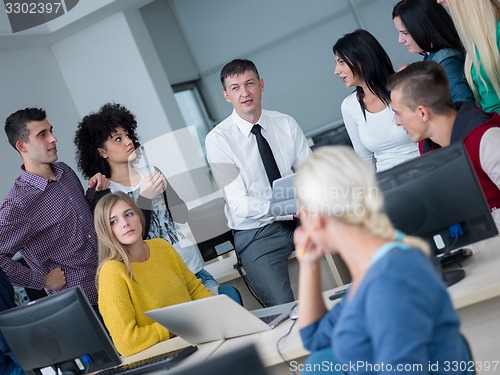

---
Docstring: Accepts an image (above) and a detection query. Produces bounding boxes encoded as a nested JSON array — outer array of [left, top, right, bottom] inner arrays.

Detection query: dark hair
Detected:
[[387, 61, 454, 115], [392, 0, 463, 53], [220, 59, 260, 90], [4, 108, 46, 150], [332, 29, 395, 119], [74, 103, 140, 179]]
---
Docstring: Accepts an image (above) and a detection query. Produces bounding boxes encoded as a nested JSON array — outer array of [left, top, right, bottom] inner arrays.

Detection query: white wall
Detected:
[[0, 47, 81, 199], [139, 0, 198, 85], [51, 10, 184, 143], [0, 6, 192, 200]]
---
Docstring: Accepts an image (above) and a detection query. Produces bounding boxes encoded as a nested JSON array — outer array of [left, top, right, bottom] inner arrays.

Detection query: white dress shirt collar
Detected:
[[230, 109, 269, 137]]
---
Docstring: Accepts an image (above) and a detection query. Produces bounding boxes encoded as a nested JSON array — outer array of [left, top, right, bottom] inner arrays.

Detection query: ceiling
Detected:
[[0, 0, 154, 50]]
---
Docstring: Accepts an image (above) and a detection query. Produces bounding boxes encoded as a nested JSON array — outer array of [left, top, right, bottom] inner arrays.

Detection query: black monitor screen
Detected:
[[0, 287, 120, 375], [377, 142, 498, 255]]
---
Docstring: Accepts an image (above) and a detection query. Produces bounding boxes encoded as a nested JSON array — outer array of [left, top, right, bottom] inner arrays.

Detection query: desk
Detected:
[[205, 250, 347, 310], [118, 241, 499, 375], [205, 251, 305, 284], [448, 242, 500, 309], [212, 289, 342, 374], [447, 241, 500, 374], [212, 242, 500, 375], [205, 250, 349, 287]]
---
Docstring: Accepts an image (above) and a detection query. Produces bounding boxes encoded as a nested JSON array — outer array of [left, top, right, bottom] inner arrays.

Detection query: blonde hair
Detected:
[[295, 146, 430, 254], [94, 192, 146, 285], [446, 0, 500, 104]]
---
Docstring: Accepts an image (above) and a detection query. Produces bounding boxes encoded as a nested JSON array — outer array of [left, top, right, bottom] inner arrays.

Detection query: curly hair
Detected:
[[74, 103, 141, 178]]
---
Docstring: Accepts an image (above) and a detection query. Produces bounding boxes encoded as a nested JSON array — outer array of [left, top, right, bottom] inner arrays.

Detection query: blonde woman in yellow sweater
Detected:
[[94, 192, 212, 356]]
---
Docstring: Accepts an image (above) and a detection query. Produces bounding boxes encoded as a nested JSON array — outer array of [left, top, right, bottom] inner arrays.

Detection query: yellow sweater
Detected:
[[98, 238, 212, 356]]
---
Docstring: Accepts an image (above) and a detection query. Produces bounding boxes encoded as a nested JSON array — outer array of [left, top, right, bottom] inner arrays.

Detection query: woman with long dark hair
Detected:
[[333, 29, 418, 172], [393, 0, 474, 104]]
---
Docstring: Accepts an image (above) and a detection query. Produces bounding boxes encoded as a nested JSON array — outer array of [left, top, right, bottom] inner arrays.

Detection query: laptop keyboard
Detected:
[[259, 313, 281, 325], [94, 345, 197, 375]]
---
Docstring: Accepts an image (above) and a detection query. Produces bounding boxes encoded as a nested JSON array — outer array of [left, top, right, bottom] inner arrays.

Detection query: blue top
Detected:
[[300, 244, 468, 375], [425, 49, 474, 104]]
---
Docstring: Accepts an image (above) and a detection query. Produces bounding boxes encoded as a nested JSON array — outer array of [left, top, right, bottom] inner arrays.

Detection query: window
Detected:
[[173, 81, 214, 159]]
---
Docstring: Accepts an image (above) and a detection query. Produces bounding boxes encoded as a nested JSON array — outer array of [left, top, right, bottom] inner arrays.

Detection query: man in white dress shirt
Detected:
[[205, 59, 311, 306]]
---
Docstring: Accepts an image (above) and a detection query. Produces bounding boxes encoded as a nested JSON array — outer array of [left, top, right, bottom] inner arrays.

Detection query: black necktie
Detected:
[[250, 124, 281, 186]]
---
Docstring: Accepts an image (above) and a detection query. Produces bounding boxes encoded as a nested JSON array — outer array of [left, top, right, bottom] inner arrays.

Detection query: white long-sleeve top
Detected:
[[341, 92, 419, 172]]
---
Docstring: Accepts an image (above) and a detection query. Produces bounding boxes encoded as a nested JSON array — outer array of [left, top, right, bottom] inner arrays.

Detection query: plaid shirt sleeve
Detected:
[[0, 163, 99, 304], [0, 196, 46, 290]]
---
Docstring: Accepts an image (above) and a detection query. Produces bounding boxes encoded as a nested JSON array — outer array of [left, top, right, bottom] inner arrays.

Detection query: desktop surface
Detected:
[[97, 245, 500, 375], [447, 243, 500, 308], [210, 241, 500, 375]]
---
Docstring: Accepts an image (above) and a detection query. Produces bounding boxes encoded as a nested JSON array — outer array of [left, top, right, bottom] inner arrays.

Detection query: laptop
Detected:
[[269, 174, 297, 216], [146, 295, 296, 345]]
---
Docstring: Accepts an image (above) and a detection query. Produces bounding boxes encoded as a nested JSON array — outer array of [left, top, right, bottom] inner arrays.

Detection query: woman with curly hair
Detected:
[[74, 103, 241, 304]]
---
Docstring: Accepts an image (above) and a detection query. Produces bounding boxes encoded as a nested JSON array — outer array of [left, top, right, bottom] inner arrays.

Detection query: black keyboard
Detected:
[[95, 345, 197, 375]]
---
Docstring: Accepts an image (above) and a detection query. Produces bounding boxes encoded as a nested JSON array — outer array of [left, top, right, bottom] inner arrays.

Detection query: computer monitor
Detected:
[[377, 142, 498, 285], [0, 286, 121, 375]]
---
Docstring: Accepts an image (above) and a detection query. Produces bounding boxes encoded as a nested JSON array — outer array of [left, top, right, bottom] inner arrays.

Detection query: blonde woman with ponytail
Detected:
[[438, 0, 500, 113], [94, 192, 212, 357], [293, 146, 471, 375]]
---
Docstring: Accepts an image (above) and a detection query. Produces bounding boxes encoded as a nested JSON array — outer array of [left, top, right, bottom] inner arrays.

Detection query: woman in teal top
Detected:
[[393, 0, 474, 104], [470, 19, 500, 113], [293, 146, 471, 374], [440, 0, 500, 113]]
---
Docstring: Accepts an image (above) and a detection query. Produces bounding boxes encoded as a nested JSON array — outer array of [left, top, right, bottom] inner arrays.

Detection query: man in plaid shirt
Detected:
[[0, 108, 108, 309]]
